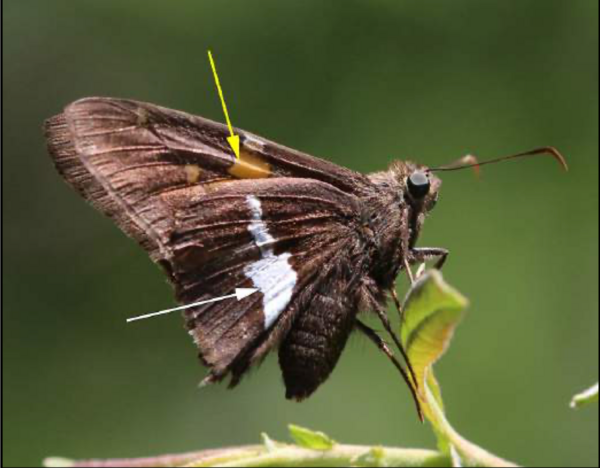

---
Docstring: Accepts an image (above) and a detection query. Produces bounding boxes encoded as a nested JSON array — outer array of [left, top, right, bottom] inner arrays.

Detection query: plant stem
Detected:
[[45, 445, 450, 468]]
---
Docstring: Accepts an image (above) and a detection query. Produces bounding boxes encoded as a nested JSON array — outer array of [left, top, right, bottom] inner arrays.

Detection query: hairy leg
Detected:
[[356, 319, 423, 421]]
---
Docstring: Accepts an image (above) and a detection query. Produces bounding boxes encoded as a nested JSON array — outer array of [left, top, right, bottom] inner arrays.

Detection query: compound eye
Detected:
[[407, 171, 430, 199]]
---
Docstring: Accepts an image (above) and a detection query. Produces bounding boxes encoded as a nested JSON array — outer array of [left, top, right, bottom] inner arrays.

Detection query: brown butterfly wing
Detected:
[[44, 99, 370, 391], [169, 178, 365, 384], [44, 97, 370, 261]]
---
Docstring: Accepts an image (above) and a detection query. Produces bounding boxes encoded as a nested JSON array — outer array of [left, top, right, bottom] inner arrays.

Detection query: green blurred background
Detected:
[[3, 1, 598, 466]]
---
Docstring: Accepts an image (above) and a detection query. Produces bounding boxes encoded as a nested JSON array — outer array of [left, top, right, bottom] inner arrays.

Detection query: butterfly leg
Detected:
[[372, 303, 418, 391], [390, 288, 403, 321], [356, 319, 423, 421], [410, 247, 449, 270], [403, 257, 416, 284]]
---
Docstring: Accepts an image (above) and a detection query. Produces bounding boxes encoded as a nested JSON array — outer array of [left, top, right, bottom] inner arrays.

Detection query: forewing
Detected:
[[59, 97, 370, 192]]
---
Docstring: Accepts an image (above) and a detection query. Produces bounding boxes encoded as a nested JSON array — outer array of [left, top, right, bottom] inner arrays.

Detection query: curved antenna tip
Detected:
[[542, 146, 569, 172]]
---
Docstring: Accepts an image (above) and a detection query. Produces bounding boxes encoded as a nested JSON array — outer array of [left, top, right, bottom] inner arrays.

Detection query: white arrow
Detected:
[[126, 288, 258, 323]]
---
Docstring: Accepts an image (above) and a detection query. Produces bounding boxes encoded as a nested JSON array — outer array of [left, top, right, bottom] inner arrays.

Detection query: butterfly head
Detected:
[[391, 161, 442, 215]]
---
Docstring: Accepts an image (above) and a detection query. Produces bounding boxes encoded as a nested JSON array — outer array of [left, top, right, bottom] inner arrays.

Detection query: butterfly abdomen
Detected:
[[278, 281, 358, 401]]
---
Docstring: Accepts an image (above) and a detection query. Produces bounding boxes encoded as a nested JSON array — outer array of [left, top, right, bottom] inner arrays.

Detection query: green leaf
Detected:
[[288, 424, 336, 451], [570, 382, 598, 409], [399, 271, 516, 467], [400, 270, 468, 420]]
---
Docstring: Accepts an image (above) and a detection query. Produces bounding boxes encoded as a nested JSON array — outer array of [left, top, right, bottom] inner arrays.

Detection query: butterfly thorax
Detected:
[[364, 162, 441, 291]]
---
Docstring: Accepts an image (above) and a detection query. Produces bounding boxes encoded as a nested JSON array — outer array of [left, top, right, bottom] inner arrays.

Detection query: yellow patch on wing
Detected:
[[228, 149, 271, 179], [184, 164, 202, 184]]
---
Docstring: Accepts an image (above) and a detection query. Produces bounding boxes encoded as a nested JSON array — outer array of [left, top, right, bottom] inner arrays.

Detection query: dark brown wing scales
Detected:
[[171, 178, 365, 387], [279, 260, 360, 401], [44, 97, 369, 260], [44, 97, 372, 398], [48, 96, 370, 189]]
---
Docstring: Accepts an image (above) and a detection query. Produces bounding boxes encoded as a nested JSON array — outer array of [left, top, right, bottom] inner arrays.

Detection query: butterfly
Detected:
[[44, 97, 566, 418]]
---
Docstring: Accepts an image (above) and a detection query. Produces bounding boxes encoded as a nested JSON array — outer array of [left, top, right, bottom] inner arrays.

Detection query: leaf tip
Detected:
[[288, 424, 335, 450], [429, 269, 469, 308]]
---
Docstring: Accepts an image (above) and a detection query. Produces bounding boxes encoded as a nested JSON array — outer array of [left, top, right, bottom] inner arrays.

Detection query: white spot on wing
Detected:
[[244, 195, 297, 329]]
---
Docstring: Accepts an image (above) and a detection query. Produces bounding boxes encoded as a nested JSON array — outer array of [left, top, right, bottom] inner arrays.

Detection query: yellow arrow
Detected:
[[207, 50, 240, 159]]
